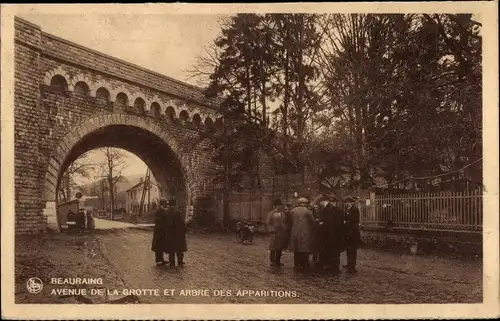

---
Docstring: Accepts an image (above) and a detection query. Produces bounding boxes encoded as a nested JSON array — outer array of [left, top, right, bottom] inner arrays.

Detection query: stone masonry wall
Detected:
[[14, 18, 46, 235], [360, 227, 482, 258]]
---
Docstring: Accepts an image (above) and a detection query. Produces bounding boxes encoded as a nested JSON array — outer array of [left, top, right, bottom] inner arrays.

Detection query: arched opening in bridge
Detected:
[[166, 106, 176, 121], [192, 114, 202, 128], [51, 124, 190, 230], [205, 117, 215, 132], [134, 97, 146, 115], [50, 75, 68, 92], [179, 110, 189, 125], [96, 87, 111, 103], [116, 92, 129, 107], [59, 147, 171, 226], [151, 102, 161, 118], [74, 81, 90, 96]]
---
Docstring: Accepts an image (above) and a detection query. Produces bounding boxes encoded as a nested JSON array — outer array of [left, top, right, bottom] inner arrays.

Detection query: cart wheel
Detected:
[[236, 230, 244, 244]]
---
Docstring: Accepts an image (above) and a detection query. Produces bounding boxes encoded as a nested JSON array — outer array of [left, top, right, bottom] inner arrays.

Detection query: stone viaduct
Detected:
[[13, 17, 272, 235]]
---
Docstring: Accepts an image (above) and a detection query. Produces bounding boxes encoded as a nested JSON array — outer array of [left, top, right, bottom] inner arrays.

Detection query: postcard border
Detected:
[[1, 2, 498, 320]]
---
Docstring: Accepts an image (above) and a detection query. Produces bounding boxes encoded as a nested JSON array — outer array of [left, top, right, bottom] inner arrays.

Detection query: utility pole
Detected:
[[94, 175, 108, 215], [100, 180, 105, 211], [147, 176, 151, 212], [138, 169, 151, 217]]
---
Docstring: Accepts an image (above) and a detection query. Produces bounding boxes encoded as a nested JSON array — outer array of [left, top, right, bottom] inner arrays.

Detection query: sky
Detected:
[[18, 13, 225, 85], [17, 13, 226, 182]]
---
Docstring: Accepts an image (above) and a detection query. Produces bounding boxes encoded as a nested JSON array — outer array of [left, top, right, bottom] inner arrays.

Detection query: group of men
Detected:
[[151, 194, 360, 274], [151, 198, 188, 267], [266, 195, 361, 275]]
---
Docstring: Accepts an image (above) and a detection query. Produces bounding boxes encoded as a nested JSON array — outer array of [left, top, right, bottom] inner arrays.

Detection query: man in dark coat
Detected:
[[151, 198, 168, 266], [343, 196, 361, 273], [76, 209, 86, 233], [86, 210, 95, 230], [308, 200, 322, 267], [164, 198, 187, 267], [317, 195, 344, 275], [67, 210, 75, 230], [283, 202, 293, 252]]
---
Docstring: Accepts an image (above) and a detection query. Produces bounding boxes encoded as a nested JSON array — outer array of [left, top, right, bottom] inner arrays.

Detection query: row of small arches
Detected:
[[47, 73, 221, 129]]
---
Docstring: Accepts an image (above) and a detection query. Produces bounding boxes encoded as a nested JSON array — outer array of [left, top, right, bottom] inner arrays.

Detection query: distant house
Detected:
[[126, 178, 165, 214]]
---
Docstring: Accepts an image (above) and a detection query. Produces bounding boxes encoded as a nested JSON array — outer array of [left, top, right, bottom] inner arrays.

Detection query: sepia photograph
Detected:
[[1, 2, 498, 320]]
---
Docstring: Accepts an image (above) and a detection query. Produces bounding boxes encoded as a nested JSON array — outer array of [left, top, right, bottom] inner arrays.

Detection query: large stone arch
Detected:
[[42, 113, 196, 229]]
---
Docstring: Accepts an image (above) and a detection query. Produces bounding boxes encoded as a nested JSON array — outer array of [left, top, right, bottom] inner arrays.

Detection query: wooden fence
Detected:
[[359, 189, 483, 232], [215, 193, 287, 229], [226, 195, 274, 223]]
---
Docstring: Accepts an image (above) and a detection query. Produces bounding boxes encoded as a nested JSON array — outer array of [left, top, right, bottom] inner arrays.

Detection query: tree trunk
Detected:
[[100, 180, 105, 210], [222, 144, 231, 229], [253, 86, 257, 120], [59, 169, 71, 202], [260, 56, 267, 126], [64, 172, 71, 200], [283, 33, 290, 201], [297, 14, 306, 184], [108, 174, 114, 220], [59, 186, 67, 203], [106, 148, 115, 220], [296, 14, 305, 143], [246, 65, 252, 119], [222, 179, 230, 229]]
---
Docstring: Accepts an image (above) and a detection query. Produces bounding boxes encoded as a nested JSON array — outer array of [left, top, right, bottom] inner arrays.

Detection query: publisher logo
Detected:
[[27, 277, 43, 294]]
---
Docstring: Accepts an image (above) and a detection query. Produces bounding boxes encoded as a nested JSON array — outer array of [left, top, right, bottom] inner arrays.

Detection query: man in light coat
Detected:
[[266, 199, 288, 267], [289, 198, 316, 271]]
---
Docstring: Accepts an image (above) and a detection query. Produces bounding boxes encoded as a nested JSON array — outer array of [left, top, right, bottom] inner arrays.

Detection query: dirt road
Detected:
[[98, 229, 482, 304]]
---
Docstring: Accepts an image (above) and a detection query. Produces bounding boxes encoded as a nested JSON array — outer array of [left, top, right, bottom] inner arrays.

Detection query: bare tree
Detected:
[[186, 41, 222, 87], [97, 147, 127, 219], [185, 16, 233, 88], [58, 152, 97, 202]]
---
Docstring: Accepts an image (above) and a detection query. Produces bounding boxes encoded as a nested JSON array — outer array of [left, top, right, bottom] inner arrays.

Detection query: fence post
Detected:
[[369, 191, 376, 223], [220, 198, 223, 223], [240, 194, 243, 221], [477, 188, 482, 231], [260, 196, 264, 222], [249, 200, 253, 221]]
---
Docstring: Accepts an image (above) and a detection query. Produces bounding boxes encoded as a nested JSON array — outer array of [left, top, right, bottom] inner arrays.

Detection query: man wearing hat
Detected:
[[308, 196, 323, 267], [283, 202, 294, 252], [151, 198, 169, 266], [164, 198, 188, 267], [289, 197, 316, 271], [316, 194, 344, 275], [343, 196, 361, 273], [266, 198, 288, 267]]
